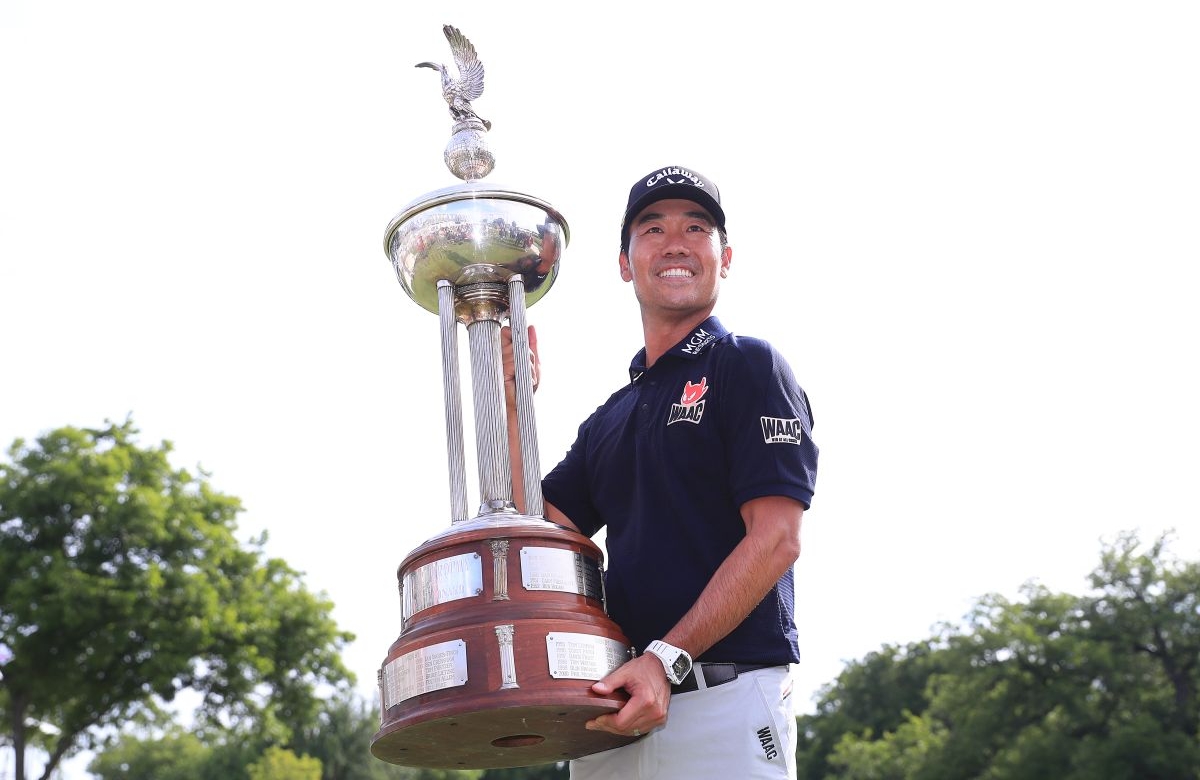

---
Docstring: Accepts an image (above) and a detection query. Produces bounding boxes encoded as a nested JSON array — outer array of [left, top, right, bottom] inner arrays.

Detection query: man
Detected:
[[506, 166, 818, 779]]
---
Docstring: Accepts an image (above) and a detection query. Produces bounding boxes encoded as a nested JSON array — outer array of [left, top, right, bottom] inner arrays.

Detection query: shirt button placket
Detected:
[[640, 380, 657, 431]]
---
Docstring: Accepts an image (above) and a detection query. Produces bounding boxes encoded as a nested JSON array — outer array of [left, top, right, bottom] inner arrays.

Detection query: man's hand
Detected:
[[585, 653, 672, 737], [500, 323, 540, 408]]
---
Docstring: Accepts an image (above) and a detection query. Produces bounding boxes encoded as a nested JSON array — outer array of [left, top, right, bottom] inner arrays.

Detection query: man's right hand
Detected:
[[500, 323, 540, 408], [584, 653, 672, 738]]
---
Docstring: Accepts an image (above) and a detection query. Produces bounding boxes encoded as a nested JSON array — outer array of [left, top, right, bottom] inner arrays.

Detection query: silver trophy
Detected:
[[371, 26, 637, 770]]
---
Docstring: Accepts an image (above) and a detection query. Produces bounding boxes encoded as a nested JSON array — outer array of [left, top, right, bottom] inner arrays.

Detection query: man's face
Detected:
[[619, 198, 732, 320]]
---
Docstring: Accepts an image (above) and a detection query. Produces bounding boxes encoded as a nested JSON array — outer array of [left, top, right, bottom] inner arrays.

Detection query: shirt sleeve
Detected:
[[541, 411, 605, 537], [718, 338, 818, 510]]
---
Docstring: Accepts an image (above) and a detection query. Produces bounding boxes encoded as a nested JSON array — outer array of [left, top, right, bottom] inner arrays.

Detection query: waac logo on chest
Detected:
[[667, 377, 709, 426]]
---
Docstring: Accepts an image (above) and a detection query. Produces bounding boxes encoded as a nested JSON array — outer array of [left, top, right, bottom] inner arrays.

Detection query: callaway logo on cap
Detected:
[[620, 165, 726, 247]]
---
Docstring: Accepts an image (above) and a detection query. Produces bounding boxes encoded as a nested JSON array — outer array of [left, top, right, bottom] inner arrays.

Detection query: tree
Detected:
[[0, 420, 355, 780], [1088, 531, 1199, 740], [798, 531, 1200, 779], [290, 689, 382, 780], [89, 689, 486, 780], [87, 728, 212, 780], [796, 640, 947, 779], [290, 689, 450, 780]]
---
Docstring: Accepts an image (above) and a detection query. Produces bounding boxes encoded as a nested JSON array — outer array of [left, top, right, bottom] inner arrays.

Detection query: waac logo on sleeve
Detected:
[[667, 377, 709, 426], [761, 416, 805, 445]]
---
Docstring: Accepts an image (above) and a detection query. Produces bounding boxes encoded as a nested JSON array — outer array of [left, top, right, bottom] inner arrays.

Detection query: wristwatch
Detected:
[[645, 640, 693, 685]]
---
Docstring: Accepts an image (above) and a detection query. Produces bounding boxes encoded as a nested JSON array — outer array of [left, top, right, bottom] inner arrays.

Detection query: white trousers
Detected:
[[570, 665, 797, 780]]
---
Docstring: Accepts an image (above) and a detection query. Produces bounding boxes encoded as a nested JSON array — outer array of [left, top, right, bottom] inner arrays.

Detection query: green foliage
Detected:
[[290, 689, 429, 780], [88, 689, 490, 780], [797, 531, 1200, 780], [827, 713, 943, 780], [87, 729, 212, 780], [290, 687, 491, 779], [248, 746, 322, 780], [289, 689, 383, 780], [0, 420, 355, 780], [90, 729, 288, 780], [797, 640, 947, 779]]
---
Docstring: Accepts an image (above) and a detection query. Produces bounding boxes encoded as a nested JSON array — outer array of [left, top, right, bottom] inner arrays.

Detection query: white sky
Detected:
[[3, 1, 1198, 777]]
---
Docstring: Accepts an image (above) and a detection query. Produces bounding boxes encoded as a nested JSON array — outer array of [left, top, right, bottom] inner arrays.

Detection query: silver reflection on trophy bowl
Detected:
[[371, 25, 638, 771]]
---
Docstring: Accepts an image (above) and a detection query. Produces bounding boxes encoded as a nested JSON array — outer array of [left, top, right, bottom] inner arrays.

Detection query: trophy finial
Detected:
[[416, 25, 494, 180], [416, 25, 491, 130]]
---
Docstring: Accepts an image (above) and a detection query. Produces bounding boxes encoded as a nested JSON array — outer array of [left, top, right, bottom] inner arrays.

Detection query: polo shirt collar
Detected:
[[628, 316, 729, 383]]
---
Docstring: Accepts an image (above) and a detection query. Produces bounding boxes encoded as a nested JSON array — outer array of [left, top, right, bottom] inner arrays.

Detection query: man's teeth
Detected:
[[659, 269, 694, 278]]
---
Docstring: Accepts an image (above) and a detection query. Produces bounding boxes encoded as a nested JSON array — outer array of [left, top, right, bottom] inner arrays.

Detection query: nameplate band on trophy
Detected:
[[381, 639, 469, 708], [545, 632, 629, 681], [520, 546, 603, 600], [402, 552, 483, 622]]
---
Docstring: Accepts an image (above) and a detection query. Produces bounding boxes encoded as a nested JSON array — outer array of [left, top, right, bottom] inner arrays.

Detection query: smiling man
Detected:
[[507, 166, 819, 779]]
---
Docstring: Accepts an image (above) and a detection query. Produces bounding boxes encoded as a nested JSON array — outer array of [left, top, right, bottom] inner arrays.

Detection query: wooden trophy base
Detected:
[[372, 516, 640, 769], [371, 679, 636, 768]]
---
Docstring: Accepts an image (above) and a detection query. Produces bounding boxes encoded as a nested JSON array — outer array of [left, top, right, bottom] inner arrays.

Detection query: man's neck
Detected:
[[640, 309, 714, 368]]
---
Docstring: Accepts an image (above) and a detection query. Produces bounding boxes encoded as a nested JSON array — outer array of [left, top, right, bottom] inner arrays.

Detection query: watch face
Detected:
[[649, 641, 691, 683]]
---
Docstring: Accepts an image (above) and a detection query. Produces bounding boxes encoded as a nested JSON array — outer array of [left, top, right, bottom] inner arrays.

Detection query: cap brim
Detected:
[[622, 186, 726, 235]]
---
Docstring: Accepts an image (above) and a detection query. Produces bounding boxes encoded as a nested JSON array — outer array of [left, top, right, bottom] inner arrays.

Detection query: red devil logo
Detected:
[[681, 377, 708, 406]]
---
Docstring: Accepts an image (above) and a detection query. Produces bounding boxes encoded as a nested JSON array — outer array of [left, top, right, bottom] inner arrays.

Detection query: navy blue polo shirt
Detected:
[[542, 317, 817, 665]]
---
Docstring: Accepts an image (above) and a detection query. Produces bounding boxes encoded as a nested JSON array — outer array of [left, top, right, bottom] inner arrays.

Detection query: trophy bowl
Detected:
[[384, 182, 568, 317]]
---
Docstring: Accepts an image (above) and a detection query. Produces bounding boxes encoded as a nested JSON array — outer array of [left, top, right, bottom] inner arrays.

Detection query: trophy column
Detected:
[[370, 26, 638, 770]]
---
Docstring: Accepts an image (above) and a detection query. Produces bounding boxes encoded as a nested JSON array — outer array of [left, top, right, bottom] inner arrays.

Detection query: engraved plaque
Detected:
[[403, 552, 484, 622], [382, 639, 469, 708], [521, 546, 603, 600], [546, 632, 630, 681]]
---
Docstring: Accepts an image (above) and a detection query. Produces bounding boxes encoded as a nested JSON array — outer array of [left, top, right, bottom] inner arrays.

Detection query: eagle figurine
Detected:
[[416, 25, 491, 131]]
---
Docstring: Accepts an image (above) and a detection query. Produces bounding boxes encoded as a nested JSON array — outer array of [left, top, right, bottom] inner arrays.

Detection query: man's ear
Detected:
[[720, 245, 732, 278], [619, 252, 633, 282]]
